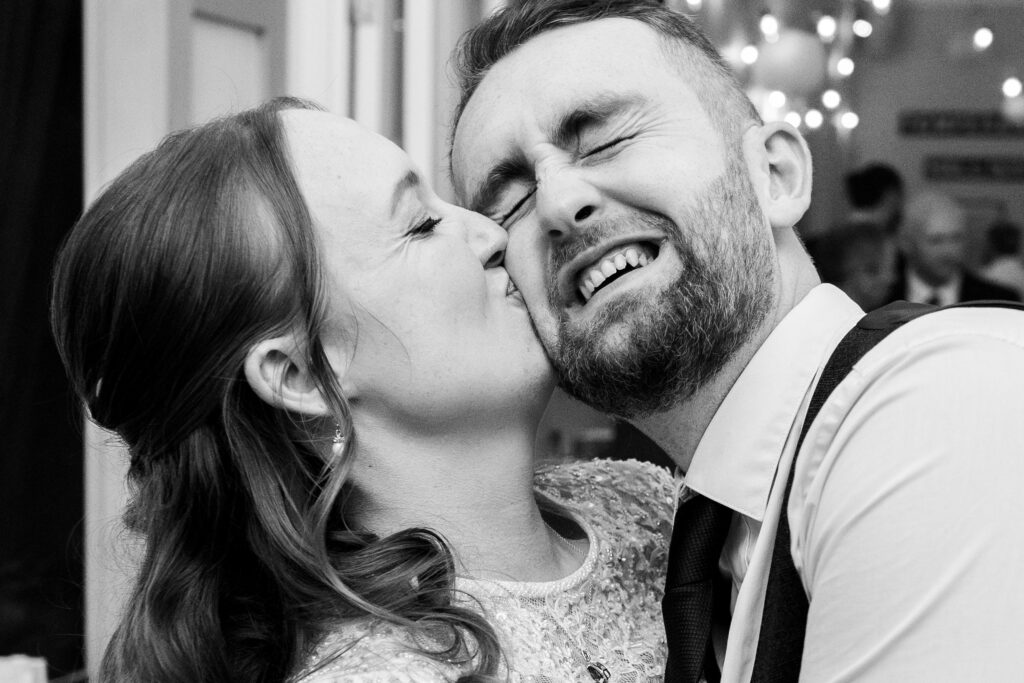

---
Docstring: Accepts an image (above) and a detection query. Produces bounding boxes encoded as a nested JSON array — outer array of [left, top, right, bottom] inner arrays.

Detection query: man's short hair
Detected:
[[845, 163, 904, 208], [450, 0, 761, 153]]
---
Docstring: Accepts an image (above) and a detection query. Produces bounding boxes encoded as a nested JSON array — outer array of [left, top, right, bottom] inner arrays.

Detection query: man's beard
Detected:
[[549, 158, 775, 420]]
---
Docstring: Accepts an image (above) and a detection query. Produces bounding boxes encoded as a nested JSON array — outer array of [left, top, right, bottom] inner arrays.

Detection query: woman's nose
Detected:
[[465, 212, 508, 268]]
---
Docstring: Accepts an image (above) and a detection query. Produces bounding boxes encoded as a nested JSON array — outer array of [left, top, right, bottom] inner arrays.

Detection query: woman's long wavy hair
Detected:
[[51, 98, 501, 682]]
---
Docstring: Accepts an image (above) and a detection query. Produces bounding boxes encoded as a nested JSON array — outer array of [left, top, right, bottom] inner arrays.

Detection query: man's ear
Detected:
[[244, 335, 338, 416], [742, 120, 813, 232]]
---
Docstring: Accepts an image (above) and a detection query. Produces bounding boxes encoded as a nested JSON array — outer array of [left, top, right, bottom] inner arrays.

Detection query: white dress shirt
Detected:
[[905, 268, 960, 306], [683, 284, 1024, 682]]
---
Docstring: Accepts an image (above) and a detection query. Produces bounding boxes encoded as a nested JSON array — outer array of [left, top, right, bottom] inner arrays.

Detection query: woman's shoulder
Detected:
[[293, 621, 464, 683], [536, 457, 676, 509], [535, 458, 676, 542]]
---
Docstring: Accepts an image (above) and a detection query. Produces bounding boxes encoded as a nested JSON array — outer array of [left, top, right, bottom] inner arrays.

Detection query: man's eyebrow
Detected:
[[467, 152, 531, 216], [390, 170, 420, 217], [550, 92, 640, 149]]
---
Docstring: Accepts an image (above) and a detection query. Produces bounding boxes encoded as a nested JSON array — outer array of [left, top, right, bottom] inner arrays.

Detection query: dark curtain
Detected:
[[0, 0, 85, 678]]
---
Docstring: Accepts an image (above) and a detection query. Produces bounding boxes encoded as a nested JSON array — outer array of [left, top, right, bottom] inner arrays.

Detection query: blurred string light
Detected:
[[973, 27, 993, 51], [687, 0, 894, 135], [760, 13, 780, 43], [817, 15, 837, 42], [852, 19, 873, 38], [1003, 77, 1023, 99]]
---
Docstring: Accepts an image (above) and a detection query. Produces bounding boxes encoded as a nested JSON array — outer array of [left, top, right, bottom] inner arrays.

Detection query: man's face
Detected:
[[907, 211, 966, 286], [451, 18, 776, 419]]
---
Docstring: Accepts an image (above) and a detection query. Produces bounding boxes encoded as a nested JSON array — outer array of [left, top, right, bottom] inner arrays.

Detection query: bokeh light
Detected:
[[973, 27, 993, 51], [817, 15, 837, 41], [853, 20, 873, 38], [822, 89, 842, 109]]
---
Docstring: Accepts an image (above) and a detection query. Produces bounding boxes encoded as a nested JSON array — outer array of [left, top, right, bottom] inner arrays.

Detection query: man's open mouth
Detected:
[[576, 241, 659, 303]]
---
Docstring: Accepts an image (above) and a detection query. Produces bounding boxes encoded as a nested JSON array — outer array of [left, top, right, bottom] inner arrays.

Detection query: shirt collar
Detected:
[[683, 284, 864, 521], [907, 268, 961, 305]]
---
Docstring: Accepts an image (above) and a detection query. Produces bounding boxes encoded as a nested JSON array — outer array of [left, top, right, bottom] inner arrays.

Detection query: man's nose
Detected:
[[535, 164, 602, 242]]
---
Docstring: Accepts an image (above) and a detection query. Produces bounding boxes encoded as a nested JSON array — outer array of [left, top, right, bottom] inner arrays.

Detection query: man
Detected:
[[450, 1, 1024, 681], [888, 189, 1019, 305], [815, 220, 897, 311]]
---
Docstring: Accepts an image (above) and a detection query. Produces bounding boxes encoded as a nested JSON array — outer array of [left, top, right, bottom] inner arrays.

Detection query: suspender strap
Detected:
[[749, 301, 933, 682], [749, 299, 1024, 683]]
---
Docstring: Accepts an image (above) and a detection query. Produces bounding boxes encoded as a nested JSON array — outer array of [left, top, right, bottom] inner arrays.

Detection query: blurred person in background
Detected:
[[845, 162, 905, 234], [51, 98, 672, 682], [814, 220, 897, 310], [890, 189, 1020, 305], [978, 219, 1024, 298]]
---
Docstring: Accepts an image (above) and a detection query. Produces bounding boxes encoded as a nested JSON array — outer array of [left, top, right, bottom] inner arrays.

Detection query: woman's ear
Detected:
[[742, 120, 813, 232], [244, 335, 332, 416]]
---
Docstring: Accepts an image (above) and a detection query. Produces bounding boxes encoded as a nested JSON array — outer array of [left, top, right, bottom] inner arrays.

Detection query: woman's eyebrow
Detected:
[[390, 170, 420, 217]]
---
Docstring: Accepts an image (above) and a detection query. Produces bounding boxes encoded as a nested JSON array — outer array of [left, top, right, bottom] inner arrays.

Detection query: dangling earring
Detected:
[[331, 423, 346, 459]]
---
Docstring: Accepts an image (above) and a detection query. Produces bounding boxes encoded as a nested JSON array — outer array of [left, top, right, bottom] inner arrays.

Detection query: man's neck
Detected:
[[633, 233, 821, 472]]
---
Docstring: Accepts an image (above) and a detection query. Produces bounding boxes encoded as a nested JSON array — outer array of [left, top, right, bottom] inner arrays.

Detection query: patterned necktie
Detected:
[[662, 494, 734, 683]]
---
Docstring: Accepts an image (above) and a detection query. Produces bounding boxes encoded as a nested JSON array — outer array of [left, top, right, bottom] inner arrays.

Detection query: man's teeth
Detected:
[[578, 245, 650, 302]]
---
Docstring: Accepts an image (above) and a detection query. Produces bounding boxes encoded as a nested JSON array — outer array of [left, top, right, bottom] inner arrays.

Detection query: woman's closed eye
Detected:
[[407, 215, 441, 238]]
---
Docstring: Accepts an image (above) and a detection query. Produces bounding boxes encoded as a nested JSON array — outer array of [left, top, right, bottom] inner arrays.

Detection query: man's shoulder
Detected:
[[861, 301, 1024, 363]]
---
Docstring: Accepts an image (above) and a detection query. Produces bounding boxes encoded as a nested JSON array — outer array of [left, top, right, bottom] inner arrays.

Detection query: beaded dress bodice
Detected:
[[294, 458, 675, 682]]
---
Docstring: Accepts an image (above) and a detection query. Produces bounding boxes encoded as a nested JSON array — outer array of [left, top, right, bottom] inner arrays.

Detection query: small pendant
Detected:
[[586, 661, 610, 682]]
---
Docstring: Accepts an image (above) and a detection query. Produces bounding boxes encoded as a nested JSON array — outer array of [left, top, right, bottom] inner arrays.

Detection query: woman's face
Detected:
[[282, 110, 554, 429]]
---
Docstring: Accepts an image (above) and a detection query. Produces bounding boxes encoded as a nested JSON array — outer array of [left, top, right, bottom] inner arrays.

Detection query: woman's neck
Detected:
[[347, 418, 586, 582]]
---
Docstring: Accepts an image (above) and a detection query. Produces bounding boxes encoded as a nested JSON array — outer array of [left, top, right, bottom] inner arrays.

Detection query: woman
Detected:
[[51, 97, 674, 682]]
